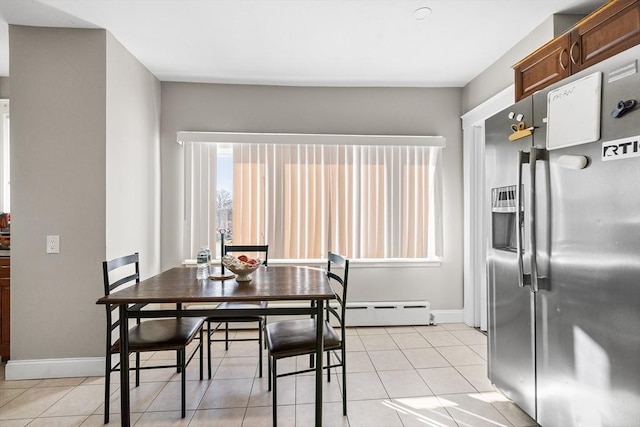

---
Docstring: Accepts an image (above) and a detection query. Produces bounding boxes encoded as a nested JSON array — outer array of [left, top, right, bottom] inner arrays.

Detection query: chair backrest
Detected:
[[102, 253, 142, 344], [224, 244, 269, 266], [326, 251, 349, 334], [103, 253, 140, 296]]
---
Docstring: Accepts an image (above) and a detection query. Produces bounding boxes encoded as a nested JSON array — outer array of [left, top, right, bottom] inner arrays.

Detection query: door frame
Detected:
[[461, 86, 513, 330]]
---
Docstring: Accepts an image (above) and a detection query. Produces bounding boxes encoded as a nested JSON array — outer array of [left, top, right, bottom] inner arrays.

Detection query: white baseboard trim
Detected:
[[5, 357, 104, 380], [431, 309, 465, 324]]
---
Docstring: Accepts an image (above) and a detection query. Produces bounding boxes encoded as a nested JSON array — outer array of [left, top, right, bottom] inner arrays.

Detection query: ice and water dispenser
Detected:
[[491, 185, 521, 252]]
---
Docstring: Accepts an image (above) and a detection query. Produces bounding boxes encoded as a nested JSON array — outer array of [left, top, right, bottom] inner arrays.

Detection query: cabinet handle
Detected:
[[559, 48, 569, 70], [570, 42, 579, 64]]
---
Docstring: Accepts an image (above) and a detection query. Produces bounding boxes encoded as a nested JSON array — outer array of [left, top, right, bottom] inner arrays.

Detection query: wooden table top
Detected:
[[97, 265, 334, 305]]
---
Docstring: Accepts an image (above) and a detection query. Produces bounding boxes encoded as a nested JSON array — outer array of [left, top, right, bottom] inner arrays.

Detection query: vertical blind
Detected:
[[184, 141, 442, 260]]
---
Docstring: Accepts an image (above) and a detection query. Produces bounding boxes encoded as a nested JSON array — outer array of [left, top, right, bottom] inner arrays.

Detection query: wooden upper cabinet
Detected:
[[513, 0, 640, 101], [514, 33, 572, 102], [570, 0, 640, 72]]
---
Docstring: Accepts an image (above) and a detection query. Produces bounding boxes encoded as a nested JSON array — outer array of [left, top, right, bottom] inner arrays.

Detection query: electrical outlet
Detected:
[[46, 235, 60, 254]]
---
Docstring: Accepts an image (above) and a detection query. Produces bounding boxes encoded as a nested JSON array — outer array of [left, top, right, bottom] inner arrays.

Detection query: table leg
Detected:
[[315, 299, 324, 427], [119, 305, 131, 427]]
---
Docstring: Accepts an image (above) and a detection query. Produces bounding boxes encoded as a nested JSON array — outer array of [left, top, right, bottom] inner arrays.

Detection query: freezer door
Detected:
[[532, 46, 640, 427], [485, 100, 537, 419]]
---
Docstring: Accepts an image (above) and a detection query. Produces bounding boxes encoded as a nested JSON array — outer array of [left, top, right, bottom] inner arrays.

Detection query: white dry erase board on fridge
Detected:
[[546, 71, 602, 150]]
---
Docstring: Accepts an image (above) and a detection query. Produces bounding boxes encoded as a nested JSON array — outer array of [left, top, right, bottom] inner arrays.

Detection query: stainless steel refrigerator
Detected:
[[486, 45, 640, 427]]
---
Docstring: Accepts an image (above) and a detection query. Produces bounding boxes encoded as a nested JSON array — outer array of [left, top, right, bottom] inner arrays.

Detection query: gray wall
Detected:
[[10, 25, 107, 360], [161, 84, 464, 309], [9, 25, 160, 361], [462, 14, 584, 113], [105, 33, 162, 275], [0, 77, 8, 99]]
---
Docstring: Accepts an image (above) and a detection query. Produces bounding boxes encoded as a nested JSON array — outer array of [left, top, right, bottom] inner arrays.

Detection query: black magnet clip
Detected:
[[611, 99, 636, 118]]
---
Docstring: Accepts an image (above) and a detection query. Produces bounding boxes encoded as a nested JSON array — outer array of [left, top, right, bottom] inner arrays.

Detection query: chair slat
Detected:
[[265, 251, 350, 425], [101, 252, 204, 423]]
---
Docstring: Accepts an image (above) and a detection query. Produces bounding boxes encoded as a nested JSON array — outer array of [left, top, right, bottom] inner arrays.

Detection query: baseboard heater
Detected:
[[187, 300, 431, 327], [345, 301, 432, 326]]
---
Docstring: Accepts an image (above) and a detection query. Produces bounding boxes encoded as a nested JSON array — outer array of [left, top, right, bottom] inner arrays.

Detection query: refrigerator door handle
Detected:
[[516, 150, 531, 288], [529, 148, 540, 292], [529, 147, 550, 292]]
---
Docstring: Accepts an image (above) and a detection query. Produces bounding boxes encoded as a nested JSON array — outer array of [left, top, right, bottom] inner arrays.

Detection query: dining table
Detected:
[[96, 264, 335, 427]]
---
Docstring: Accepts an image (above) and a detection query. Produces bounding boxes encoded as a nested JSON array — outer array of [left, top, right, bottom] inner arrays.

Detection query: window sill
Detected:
[[183, 257, 442, 268]]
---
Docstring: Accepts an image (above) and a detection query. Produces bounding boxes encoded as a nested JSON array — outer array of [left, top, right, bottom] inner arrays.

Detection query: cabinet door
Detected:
[[0, 258, 9, 360], [570, 0, 640, 73], [0, 279, 8, 360], [513, 33, 572, 102]]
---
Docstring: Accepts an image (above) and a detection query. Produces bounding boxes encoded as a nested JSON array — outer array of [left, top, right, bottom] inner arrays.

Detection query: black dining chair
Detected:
[[265, 251, 349, 426], [102, 253, 204, 423], [205, 244, 269, 379]]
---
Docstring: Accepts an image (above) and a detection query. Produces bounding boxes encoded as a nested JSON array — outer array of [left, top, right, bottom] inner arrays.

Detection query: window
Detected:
[[182, 134, 443, 261]]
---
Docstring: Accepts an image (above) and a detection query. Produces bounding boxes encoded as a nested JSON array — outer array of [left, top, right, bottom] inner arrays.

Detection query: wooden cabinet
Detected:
[[514, 33, 572, 102], [514, 0, 640, 101], [0, 257, 8, 361], [570, 0, 640, 72]]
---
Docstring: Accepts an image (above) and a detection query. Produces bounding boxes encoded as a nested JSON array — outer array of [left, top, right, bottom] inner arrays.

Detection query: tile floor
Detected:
[[0, 323, 539, 426]]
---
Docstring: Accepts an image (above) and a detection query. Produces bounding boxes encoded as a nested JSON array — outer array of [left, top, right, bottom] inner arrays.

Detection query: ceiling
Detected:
[[0, 0, 606, 87]]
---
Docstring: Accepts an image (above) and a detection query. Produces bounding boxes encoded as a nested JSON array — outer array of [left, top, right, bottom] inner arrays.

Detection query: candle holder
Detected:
[[218, 228, 227, 273]]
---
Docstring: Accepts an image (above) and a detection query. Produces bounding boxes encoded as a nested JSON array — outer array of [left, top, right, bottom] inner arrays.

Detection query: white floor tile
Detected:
[[0, 386, 74, 420], [359, 334, 399, 351], [295, 402, 348, 427], [25, 416, 89, 427], [0, 387, 27, 407], [402, 348, 450, 369], [346, 399, 404, 427], [344, 372, 388, 400], [344, 351, 375, 373], [189, 408, 245, 426], [419, 331, 465, 347], [450, 328, 487, 345], [384, 326, 417, 334], [441, 323, 472, 331], [391, 396, 459, 427], [436, 345, 487, 366], [377, 369, 433, 398], [367, 349, 414, 371], [438, 393, 513, 427], [0, 323, 534, 427], [469, 344, 488, 360], [355, 327, 388, 335], [456, 364, 495, 392], [345, 335, 365, 352], [0, 420, 33, 427], [41, 384, 104, 417], [417, 367, 475, 395], [130, 410, 194, 426], [244, 404, 295, 427], [390, 332, 431, 349], [197, 378, 253, 409], [146, 379, 210, 412]]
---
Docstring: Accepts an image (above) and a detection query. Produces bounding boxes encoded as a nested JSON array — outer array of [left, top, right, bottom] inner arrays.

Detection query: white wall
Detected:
[[160, 84, 464, 311], [8, 26, 160, 376], [105, 33, 162, 276]]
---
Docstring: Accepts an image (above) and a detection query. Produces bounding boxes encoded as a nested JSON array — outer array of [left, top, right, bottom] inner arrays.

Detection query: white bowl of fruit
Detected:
[[221, 254, 262, 282]]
